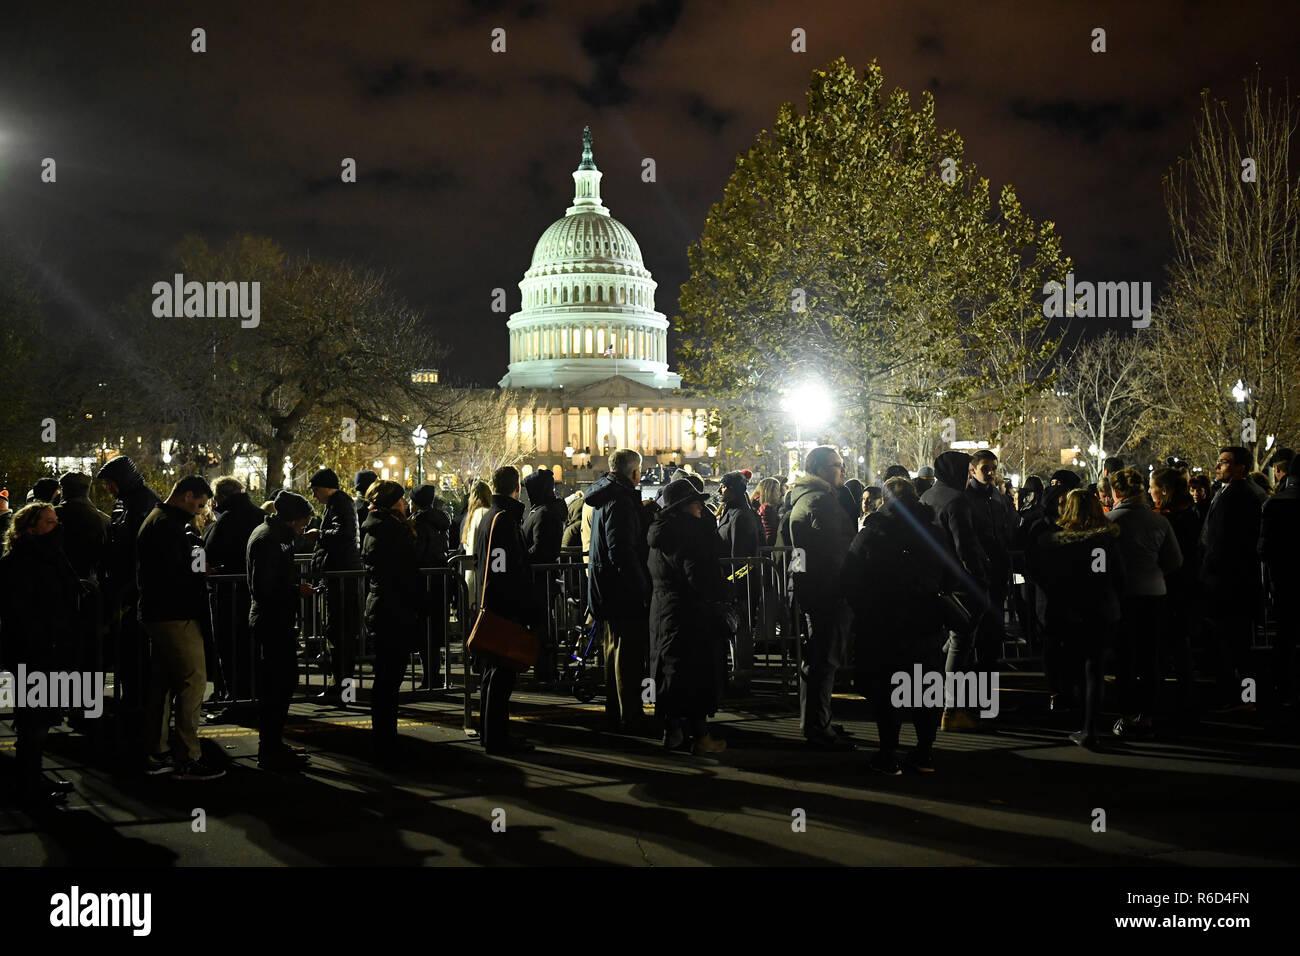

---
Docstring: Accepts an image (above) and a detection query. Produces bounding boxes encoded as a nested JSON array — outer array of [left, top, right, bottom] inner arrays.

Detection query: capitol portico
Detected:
[[500, 128, 714, 472]]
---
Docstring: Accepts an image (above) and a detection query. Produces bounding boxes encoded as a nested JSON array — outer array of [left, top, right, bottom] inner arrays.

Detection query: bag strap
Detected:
[[479, 510, 502, 607]]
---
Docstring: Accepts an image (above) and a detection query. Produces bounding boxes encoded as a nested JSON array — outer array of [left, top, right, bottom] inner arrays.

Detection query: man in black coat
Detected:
[[138, 476, 224, 780], [411, 483, 451, 689], [308, 468, 361, 701], [54, 472, 109, 683], [966, 450, 1014, 669], [587, 449, 653, 733], [777, 446, 857, 748], [95, 455, 161, 720], [1259, 455, 1298, 709], [354, 470, 378, 545], [522, 468, 566, 564], [474, 466, 538, 754], [717, 471, 762, 690], [202, 476, 266, 702], [246, 491, 316, 770], [1201, 446, 1268, 706], [920, 450, 990, 731]]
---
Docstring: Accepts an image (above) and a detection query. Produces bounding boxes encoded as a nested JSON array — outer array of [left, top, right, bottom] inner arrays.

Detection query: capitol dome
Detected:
[[499, 128, 681, 390]]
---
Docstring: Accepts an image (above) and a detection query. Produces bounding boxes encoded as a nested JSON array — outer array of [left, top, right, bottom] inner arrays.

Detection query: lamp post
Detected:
[[412, 424, 428, 485], [781, 382, 832, 474]]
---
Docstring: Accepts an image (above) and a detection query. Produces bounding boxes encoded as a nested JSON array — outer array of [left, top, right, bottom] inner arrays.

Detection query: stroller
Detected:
[[564, 615, 604, 703]]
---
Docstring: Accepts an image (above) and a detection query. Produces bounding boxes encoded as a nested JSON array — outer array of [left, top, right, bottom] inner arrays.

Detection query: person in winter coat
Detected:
[[53, 472, 109, 688], [716, 471, 763, 561], [587, 450, 653, 733], [1151, 467, 1202, 723], [919, 450, 989, 731], [841, 478, 866, 525], [1259, 457, 1299, 708], [203, 476, 267, 702], [754, 477, 782, 547], [560, 491, 585, 550], [411, 483, 452, 689], [0, 503, 85, 807], [308, 468, 362, 701], [777, 446, 856, 748], [246, 491, 316, 770], [353, 470, 379, 541], [842, 478, 958, 773], [361, 481, 426, 763], [461, 480, 492, 606], [1032, 490, 1125, 746], [716, 471, 762, 690], [967, 449, 1014, 668], [522, 468, 566, 564], [473, 467, 539, 755], [1201, 446, 1268, 707], [95, 455, 161, 722], [647, 478, 728, 754], [1106, 467, 1182, 737]]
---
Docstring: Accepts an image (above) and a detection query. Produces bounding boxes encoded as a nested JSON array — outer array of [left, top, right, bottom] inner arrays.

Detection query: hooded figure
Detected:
[[521, 468, 566, 565], [919, 451, 988, 595], [561, 491, 585, 550]]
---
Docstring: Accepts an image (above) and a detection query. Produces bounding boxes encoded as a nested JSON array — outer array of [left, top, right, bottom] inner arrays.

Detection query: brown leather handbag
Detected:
[[466, 511, 540, 672]]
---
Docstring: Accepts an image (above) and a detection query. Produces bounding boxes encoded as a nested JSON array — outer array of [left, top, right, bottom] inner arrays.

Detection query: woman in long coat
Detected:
[[647, 480, 728, 754]]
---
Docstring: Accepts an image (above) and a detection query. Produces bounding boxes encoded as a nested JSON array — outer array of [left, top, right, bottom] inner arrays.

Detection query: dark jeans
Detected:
[[1052, 616, 1107, 736], [799, 601, 850, 738], [324, 578, 360, 685], [1208, 613, 1255, 705], [480, 663, 517, 752], [1117, 595, 1165, 716], [211, 584, 255, 700], [371, 635, 409, 749], [12, 707, 56, 796], [867, 646, 943, 756], [255, 619, 298, 751]]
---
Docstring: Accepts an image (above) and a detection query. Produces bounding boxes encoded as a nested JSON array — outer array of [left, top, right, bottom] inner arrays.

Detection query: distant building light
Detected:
[[411, 369, 440, 384]]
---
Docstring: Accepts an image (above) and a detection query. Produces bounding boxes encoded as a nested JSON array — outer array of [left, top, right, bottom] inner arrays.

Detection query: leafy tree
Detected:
[[676, 58, 1069, 477]]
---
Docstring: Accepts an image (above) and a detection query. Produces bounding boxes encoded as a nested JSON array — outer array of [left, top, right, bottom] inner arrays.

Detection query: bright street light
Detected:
[[1232, 379, 1249, 403], [781, 383, 833, 430]]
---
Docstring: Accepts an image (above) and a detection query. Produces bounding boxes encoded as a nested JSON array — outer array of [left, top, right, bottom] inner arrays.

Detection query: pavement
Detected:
[[1, 677, 1297, 867]]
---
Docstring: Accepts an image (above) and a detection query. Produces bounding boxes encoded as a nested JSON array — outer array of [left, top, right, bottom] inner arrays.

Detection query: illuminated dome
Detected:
[[500, 127, 681, 389]]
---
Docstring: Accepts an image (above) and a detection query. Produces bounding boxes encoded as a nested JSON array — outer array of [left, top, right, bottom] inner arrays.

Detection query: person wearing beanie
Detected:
[[138, 477, 223, 780], [203, 476, 274, 704], [95, 456, 162, 723], [410, 483, 452, 689], [1051, 469, 1083, 490], [647, 475, 728, 753], [28, 477, 61, 505], [54, 473, 109, 584], [246, 491, 316, 770], [882, 465, 911, 483], [309, 467, 363, 700]]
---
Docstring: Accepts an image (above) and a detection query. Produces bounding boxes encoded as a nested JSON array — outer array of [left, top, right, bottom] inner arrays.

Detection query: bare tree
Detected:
[[1053, 331, 1155, 481], [1151, 72, 1300, 467]]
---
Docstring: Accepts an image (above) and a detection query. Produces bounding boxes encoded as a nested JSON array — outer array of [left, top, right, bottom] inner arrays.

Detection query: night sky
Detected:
[[2, 0, 1297, 387]]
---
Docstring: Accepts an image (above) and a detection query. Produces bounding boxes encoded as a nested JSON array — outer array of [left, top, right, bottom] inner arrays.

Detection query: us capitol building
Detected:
[[498, 128, 715, 478]]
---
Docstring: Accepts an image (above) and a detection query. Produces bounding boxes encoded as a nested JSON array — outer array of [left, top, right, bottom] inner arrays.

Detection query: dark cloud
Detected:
[[302, 164, 458, 197], [1009, 98, 1172, 142], [575, 0, 686, 107], [684, 93, 736, 134]]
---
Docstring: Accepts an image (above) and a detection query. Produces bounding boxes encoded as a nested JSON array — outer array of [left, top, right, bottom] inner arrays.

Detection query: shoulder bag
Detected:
[[466, 511, 540, 672]]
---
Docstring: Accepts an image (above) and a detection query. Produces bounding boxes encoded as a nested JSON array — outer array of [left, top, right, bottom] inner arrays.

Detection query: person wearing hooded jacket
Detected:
[[0, 502, 85, 807], [967, 450, 1014, 668], [842, 478, 957, 773], [521, 468, 566, 681], [919, 450, 990, 730], [587, 450, 653, 733], [411, 483, 452, 690], [777, 446, 856, 748], [648, 479, 728, 754], [95, 455, 161, 722], [361, 481, 428, 763], [246, 491, 316, 770]]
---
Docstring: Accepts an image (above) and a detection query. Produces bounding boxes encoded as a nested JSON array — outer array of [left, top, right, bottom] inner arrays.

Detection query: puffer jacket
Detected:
[[586, 473, 651, 620], [920, 451, 989, 596], [776, 473, 855, 612]]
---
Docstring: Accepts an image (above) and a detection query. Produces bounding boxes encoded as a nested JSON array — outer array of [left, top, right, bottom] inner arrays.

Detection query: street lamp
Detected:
[[1232, 379, 1250, 403], [781, 382, 832, 452], [412, 424, 428, 483]]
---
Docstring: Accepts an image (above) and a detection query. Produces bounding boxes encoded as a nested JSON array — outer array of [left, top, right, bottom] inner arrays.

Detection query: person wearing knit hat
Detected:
[[917, 466, 935, 478], [95, 456, 162, 721], [54, 472, 109, 583], [882, 464, 911, 482], [309, 467, 363, 699], [247, 491, 317, 770], [739, 468, 753, 482], [1051, 469, 1083, 490], [353, 470, 379, 533], [28, 477, 61, 504]]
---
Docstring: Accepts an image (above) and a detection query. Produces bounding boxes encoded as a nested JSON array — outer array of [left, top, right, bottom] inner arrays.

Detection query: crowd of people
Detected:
[[0, 438, 1295, 806]]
